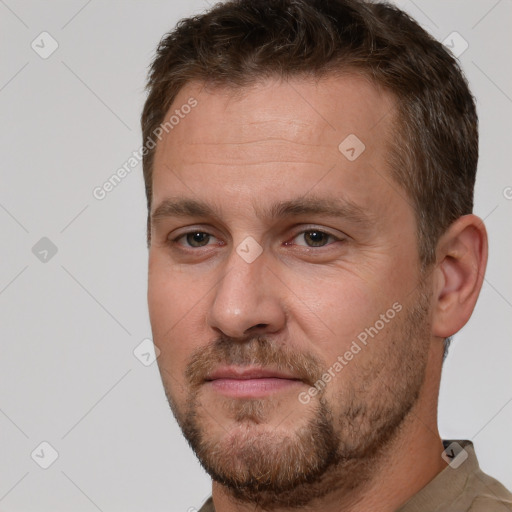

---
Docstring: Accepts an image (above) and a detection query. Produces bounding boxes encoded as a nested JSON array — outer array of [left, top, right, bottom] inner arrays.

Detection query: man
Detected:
[[141, 0, 512, 510]]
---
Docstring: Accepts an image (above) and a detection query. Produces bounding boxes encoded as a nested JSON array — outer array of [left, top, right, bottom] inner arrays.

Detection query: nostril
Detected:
[[246, 324, 268, 333]]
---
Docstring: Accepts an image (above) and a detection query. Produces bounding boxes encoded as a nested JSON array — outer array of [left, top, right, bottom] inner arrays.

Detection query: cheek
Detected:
[[148, 255, 209, 378], [284, 267, 381, 343], [148, 251, 204, 326], [285, 261, 411, 368]]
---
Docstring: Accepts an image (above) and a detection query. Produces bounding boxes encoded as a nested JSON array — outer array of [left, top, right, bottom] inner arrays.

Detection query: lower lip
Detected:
[[207, 378, 302, 398]]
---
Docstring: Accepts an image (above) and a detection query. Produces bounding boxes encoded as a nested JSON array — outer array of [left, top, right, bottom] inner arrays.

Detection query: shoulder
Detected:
[[465, 468, 512, 511]]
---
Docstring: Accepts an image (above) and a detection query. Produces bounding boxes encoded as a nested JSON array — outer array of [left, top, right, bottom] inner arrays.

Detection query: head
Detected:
[[143, 0, 487, 507]]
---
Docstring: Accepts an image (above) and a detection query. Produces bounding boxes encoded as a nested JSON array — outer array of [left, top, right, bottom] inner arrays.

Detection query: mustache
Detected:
[[185, 334, 325, 389]]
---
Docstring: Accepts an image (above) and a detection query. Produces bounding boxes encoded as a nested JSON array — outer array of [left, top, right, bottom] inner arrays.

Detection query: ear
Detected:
[[431, 214, 488, 338]]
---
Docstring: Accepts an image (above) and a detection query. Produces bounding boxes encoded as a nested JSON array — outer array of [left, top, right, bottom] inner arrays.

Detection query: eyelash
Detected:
[[169, 228, 343, 250]]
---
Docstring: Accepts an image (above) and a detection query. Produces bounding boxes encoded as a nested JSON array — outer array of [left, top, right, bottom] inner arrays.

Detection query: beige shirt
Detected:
[[198, 440, 512, 512]]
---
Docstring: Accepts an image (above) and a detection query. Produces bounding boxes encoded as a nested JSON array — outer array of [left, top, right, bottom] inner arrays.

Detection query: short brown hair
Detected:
[[141, 0, 478, 267]]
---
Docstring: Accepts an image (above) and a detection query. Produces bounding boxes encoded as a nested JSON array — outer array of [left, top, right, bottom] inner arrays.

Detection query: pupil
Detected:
[[306, 231, 326, 247], [188, 232, 209, 246]]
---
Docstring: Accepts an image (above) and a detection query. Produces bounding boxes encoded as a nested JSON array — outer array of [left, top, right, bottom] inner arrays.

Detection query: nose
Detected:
[[207, 245, 286, 339]]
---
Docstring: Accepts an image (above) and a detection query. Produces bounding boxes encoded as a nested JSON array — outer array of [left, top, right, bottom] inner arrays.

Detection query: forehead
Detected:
[[158, 73, 395, 149], [151, 74, 400, 218]]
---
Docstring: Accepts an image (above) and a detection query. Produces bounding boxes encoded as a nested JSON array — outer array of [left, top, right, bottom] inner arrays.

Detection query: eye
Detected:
[[173, 231, 219, 248], [288, 229, 340, 248]]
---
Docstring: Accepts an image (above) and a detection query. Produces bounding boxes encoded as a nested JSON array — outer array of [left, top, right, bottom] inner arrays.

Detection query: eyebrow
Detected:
[[151, 195, 372, 228]]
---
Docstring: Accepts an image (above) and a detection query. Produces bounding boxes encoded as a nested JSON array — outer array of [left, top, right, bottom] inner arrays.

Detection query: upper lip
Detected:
[[205, 366, 302, 381]]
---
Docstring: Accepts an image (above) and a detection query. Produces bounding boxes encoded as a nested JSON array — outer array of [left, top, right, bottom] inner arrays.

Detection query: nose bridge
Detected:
[[208, 243, 284, 337]]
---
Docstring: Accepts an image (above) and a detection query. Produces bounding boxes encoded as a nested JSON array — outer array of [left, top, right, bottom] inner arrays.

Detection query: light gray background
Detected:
[[1, 1, 511, 511]]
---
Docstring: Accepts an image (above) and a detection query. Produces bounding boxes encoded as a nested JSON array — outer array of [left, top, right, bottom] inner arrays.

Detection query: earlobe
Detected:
[[431, 215, 488, 338]]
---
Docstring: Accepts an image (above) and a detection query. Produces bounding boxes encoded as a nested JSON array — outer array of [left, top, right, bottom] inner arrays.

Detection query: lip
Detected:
[[204, 366, 304, 398], [206, 366, 300, 381]]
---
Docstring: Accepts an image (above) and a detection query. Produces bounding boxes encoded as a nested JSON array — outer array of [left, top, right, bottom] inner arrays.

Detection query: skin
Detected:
[[147, 74, 488, 512]]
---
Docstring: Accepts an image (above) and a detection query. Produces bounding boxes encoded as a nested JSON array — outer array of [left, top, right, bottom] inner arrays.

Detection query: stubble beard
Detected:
[[161, 285, 432, 509]]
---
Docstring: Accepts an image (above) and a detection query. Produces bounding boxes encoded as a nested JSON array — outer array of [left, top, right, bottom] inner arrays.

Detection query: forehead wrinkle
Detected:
[[176, 135, 336, 167], [180, 160, 327, 167], [185, 138, 325, 147]]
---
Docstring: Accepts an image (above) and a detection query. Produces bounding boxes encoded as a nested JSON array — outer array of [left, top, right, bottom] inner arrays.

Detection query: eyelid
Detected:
[[168, 223, 220, 238], [171, 230, 222, 247], [288, 225, 345, 240]]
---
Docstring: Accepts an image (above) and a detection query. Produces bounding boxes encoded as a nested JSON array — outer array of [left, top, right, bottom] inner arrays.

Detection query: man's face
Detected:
[[147, 75, 433, 505]]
